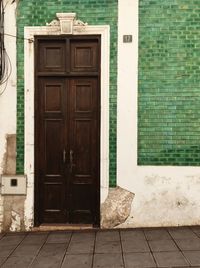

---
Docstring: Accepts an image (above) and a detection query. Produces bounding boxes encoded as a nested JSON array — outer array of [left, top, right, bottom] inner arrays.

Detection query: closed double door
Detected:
[[35, 36, 100, 225]]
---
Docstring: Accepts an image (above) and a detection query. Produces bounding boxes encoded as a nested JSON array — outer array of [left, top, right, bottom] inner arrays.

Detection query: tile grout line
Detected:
[[27, 231, 50, 268], [59, 231, 73, 268], [166, 228, 191, 267], [0, 233, 5, 241], [119, 229, 126, 268], [91, 230, 97, 268], [0, 232, 29, 267], [189, 226, 200, 239], [142, 228, 158, 268]]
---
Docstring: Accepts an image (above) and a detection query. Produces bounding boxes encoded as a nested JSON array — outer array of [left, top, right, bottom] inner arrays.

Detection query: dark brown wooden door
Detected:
[[35, 36, 100, 226]]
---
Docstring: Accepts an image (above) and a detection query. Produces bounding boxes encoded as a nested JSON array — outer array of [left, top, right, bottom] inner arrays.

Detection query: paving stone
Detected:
[[95, 240, 121, 253], [70, 231, 95, 242], [122, 239, 150, 253], [120, 230, 146, 241], [2, 256, 34, 268], [11, 244, 42, 257], [175, 238, 200, 251], [144, 228, 171, 240], [153, 251, 189, 267], [67, 239, 94, 254], [0, 245, 16, 257], [21, 233, 48, 245], [182, 251, 200, 266], [30, 243, 66, 268], [61, 254, 93, 268], [149, 239, 179, 252], [168, 227, 198, 240], [46, 232, 71, 244], [96, 230, 120, 242], [93, 253, 124, 268], [0, 235, 25, 246], [124, 252, 156, 268]]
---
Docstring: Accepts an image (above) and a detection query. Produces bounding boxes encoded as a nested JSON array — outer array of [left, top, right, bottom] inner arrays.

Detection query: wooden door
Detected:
[[35, 36, 100, 226]]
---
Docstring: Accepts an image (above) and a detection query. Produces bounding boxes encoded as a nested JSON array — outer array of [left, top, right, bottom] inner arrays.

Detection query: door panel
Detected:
[[45, 120, 63, 175], [70, 40, 99, 72], [37, 78, 66, 223], [75, 120, 92, 175], [35, 36, 100, 226], [45, 84, 62, 112], [38, 40, 66, 73], [69, 78, 98, 223]]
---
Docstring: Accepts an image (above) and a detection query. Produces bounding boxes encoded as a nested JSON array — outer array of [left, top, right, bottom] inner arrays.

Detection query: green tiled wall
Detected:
[[16, 0, 118, 186], [139, 0, 200, 165]]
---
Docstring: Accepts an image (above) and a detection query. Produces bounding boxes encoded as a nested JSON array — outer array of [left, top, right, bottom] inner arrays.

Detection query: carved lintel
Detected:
[[74, 19, 88, 26], [46, 19, 59, 27], [46, 13, 88, 34]]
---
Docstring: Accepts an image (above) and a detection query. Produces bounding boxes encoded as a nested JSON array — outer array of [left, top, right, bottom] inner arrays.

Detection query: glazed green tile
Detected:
[[139, 0, 200, 166]]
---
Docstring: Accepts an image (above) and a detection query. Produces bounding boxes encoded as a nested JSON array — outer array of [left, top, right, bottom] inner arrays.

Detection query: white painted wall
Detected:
[[117, 0, 200, 227], [0, 0, 17, 231]]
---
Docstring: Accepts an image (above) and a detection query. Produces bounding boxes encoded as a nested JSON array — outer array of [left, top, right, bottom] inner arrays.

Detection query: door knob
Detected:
[[70, 149, 74, 173], [63, 149, 66, 163]]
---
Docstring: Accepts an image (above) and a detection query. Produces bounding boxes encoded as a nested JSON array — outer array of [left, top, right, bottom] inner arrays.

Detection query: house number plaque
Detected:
[[123, 35, 132, 43]]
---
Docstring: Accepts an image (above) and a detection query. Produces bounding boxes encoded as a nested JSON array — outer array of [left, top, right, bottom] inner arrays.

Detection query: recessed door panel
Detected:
[[74, 119, 92, 175], [45, 120, 63, 175], [45, 85, 62, 112], [38, 40, 66, 73], [70, 40, 99, 72]]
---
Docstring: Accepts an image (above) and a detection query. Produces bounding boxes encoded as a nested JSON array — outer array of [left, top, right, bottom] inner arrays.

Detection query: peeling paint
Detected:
[[101, 186, 135, 228], [24, 207, 34, 231], [3, 196, 26, 232], [2, 134, 16, 175], [10, 211, 21, 232]]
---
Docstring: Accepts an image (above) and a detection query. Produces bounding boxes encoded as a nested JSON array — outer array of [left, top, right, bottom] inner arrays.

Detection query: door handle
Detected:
[[70, 149, 74, 173], [63, 149, 66, 163]]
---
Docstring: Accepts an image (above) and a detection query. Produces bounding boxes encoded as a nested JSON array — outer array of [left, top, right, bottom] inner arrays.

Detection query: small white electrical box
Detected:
[[0, 175, 27, 195]]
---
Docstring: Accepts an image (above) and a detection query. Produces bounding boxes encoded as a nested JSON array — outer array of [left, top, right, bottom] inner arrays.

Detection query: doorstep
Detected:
[[32, 224, 94, 232]]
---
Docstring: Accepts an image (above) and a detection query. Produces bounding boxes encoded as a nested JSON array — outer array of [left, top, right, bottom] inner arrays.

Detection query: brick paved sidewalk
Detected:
[[0, 226, 200, 267]]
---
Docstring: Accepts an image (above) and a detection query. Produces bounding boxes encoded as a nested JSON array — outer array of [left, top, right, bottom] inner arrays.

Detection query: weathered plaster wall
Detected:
[[1, 134, 26, 232], [0, 0, 17, 232], [2, 134, 16, 175], [117, 0, 200, 227]]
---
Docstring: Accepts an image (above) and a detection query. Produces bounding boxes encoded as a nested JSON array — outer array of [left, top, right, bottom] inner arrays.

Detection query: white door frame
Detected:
[[23, 16, 110, 229]]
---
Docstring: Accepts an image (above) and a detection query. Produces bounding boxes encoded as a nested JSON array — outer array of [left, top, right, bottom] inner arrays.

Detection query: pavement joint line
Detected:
[[0, 233, 5, 241], [27, 231, 50, 267], [60, 231, 73, 268], [119, 229, 126, 268], [143, 228, 158, 267], [166, 228, 191, 267], [190, 226, 200, 239], [167, 228, 182, 252], [0, 231, 28, 267], [91, 229, 97, 268]]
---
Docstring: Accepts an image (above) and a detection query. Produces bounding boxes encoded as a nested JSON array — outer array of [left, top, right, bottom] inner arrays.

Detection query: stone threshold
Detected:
[[32, 224, 94, 232]]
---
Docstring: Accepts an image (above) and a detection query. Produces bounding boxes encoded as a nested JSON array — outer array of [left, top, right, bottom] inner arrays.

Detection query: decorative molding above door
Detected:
[[46, 13, 88, 34]]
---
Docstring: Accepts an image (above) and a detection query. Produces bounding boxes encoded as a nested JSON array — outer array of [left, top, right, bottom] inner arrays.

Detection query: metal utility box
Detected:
[[0, 175, 27, 195]]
